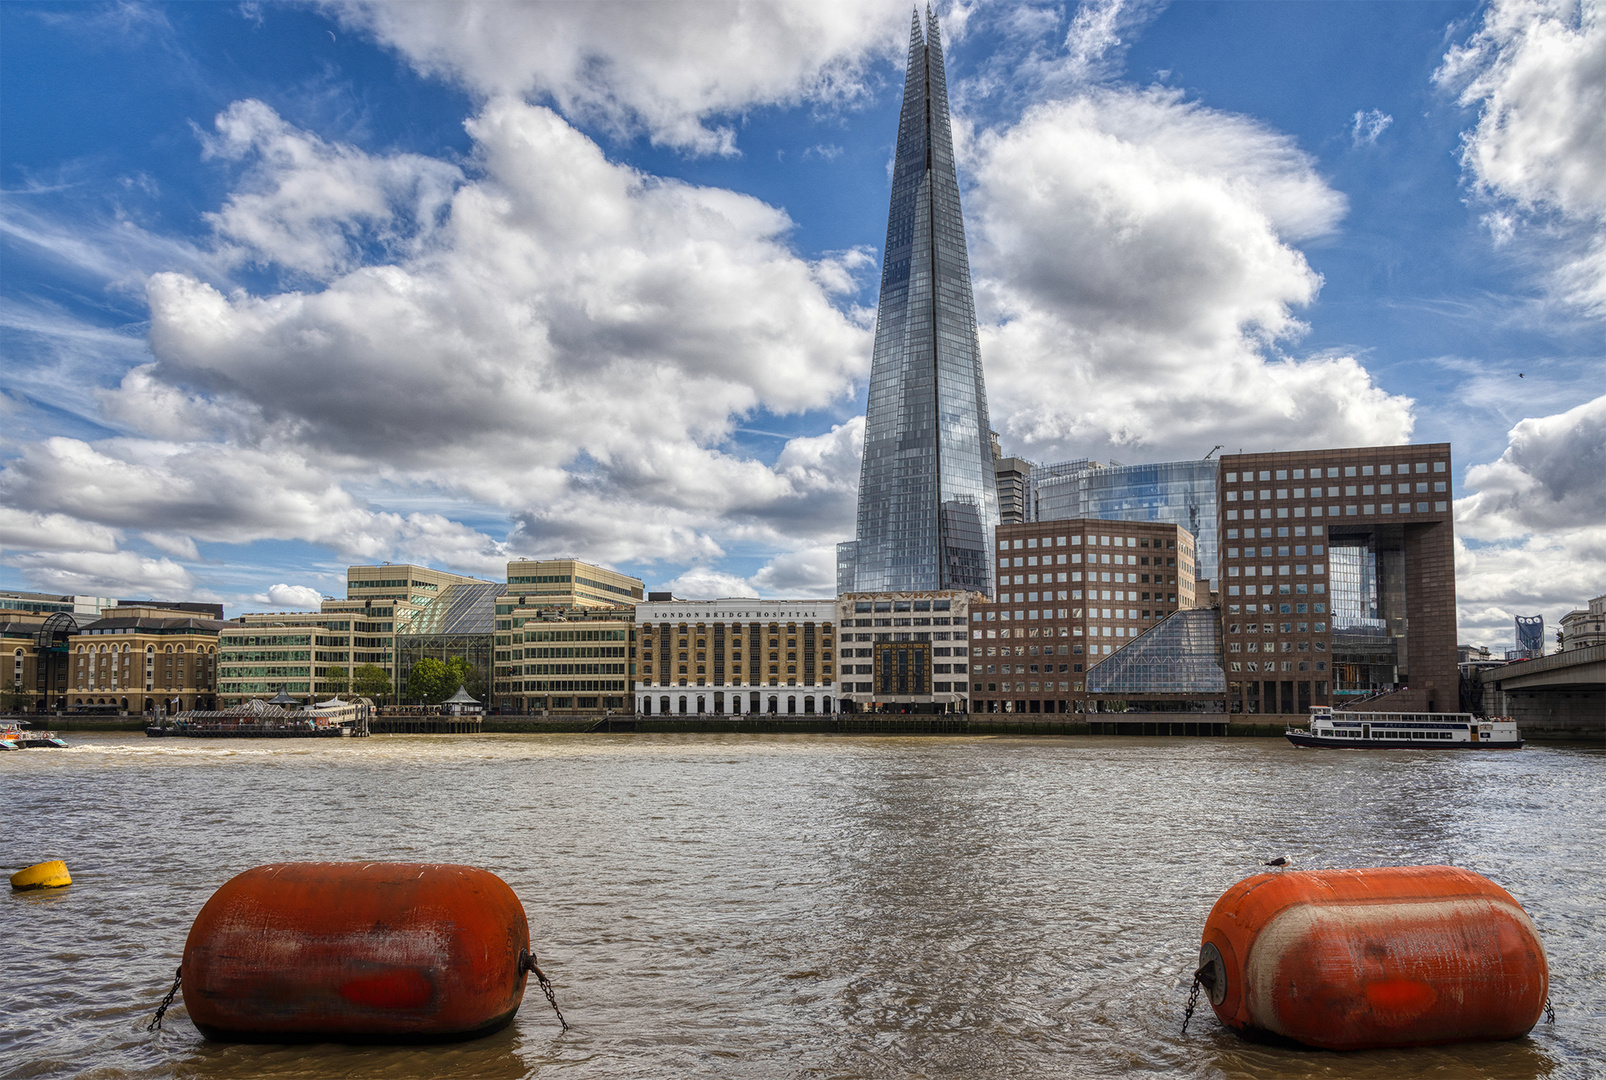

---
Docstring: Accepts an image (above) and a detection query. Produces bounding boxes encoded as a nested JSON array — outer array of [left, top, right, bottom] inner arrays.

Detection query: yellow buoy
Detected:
[[10, 860, 72, 891]]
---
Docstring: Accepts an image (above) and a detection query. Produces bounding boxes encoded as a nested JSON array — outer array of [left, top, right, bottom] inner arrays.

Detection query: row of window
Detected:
[[999, 535, 1179, 550], [1227, 482, 1444, 501], [1227, 502, 1448, 521], [1226, 602, 1326, 616], [72, 645, 217, 656], [1225, 582, 1328, 598], [1001, 553, 1178, 567], [979, 682, 1085, 694], [1229, 622, 1328, 634], [844, 617, 952, 627], [1226, 462, 1445, 482]]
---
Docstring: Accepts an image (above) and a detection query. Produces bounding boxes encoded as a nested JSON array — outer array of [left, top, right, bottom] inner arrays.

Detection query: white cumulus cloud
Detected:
[[968, 86, 1412, 463], [3, 97, 875, 596], [1454, 393, 1606, 646], [1437, 0, 1606, 312], [263, 583, 326, 610], [323, 0, 909, 155]]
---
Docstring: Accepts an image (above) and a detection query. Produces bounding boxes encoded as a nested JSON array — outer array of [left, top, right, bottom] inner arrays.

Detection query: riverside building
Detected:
[[492, 558, 644, 715], [67, 611, 227, 714], [838, 9, 997, 596], [318, 563, 493, 698], [217, 612, 355, 705], [970, 521, 1197, 714], [835, 590, 979, 714], [495, 605, 635, 716], [1032, 457, 1221, 590], [634, 599, 835, 716], [1216, 444, 1456, 715]]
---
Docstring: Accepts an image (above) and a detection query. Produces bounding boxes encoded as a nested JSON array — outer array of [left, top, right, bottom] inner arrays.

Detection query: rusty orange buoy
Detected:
[[1195, 865, 1548, 1050], [182, 862, 537, 1042]]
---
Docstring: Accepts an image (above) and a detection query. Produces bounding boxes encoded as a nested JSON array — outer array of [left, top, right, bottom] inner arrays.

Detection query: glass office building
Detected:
[[842, 9, 996, 597], [1033, 459, 1220, 590], [394, 581, 500, 703]]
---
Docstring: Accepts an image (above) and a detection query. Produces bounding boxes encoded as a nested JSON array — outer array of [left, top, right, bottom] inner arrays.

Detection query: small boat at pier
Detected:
[[1, 721, 68, 750], [1287, 706, 1522, 749]]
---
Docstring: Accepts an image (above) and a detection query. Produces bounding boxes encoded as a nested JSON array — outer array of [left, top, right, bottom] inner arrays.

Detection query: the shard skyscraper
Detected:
[[838, 8, 997, 596]]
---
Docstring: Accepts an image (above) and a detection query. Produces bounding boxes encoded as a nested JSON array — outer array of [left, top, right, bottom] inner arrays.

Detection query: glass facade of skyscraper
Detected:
[[843, 10, 996, 596], [1033, 459, 1220, 589]]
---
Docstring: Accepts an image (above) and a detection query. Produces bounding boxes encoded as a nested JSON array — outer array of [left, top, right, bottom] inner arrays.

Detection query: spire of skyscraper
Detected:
[[839, 6, 997, 596]]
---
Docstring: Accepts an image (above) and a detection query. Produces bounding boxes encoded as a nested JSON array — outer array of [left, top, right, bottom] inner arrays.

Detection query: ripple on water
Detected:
[[1, 733, 1600, 1080]]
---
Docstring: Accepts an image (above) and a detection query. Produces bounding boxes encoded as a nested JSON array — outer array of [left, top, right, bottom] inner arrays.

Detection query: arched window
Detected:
[[660, 696, 670, 714], [787, 696, 797, 714], [678, 696, 688, 715]]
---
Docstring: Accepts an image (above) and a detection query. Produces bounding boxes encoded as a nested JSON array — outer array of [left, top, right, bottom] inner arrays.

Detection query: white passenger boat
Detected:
[[1287, 706, 1523, 749]]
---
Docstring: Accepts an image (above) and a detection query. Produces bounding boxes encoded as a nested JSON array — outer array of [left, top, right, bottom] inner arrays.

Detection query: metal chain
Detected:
[[524, 952, 569, 1031], [146, 965, 182, 1032], [1180, 969, 1203, 1035], [1545, 996, 1555, 1025]]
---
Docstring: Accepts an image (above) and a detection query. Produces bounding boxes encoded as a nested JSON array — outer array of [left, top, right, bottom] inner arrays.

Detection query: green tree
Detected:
[[320, 666, 350, 698], [1, 680, 31, 714], [441, 656, 486, 701], [352, 664, 393, 702], [406, 658, 450, 705]]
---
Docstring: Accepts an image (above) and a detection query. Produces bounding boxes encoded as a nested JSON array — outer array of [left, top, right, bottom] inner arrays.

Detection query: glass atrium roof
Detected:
[[401, 582, 500, 637], [1086, 608, 1225, 694]]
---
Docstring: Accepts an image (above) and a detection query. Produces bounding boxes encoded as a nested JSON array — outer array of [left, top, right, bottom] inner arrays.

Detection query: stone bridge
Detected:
[[1481, 644, 1605, 740]]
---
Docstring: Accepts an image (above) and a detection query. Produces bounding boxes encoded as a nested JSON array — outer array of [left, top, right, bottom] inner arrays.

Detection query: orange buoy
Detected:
[[182, 862, 537, 1042], [1196, 865, 1547, 1050]]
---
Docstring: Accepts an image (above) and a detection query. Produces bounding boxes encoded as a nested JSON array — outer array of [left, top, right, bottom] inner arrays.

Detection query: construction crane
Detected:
[[1203, 445, 1223, 460]]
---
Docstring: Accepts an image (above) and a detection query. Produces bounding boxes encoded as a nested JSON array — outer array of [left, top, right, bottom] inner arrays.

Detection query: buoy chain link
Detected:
[[1544, 996, 1555, 1025], [1180, 967, 1205, 1036], [146, 965, 182, 1032], [523, 951, 569, 1032]]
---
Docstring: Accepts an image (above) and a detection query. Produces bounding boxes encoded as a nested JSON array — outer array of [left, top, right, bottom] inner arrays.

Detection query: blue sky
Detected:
[[2, 0, 1602, 649]]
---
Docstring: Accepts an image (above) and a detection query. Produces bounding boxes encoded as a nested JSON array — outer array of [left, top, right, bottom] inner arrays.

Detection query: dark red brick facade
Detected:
[[1217, 444, 1456, 715]]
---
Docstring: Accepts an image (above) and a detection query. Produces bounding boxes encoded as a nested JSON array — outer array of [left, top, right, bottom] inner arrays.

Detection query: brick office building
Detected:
[[970, 520, 1197, 714], [1216, 444, 1456, 716]]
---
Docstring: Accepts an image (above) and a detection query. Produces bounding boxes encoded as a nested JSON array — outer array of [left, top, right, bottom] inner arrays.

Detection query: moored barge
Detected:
[[1287, 706, 1522, 749], [145, 695, 369, 739]]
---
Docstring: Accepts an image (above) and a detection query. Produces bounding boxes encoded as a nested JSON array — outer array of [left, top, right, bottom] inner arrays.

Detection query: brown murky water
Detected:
[[2, 733, 1601, 1079]]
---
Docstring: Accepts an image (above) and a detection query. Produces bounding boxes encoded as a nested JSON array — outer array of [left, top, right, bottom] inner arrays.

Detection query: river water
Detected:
[[2, 733, 1601, 1079]]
